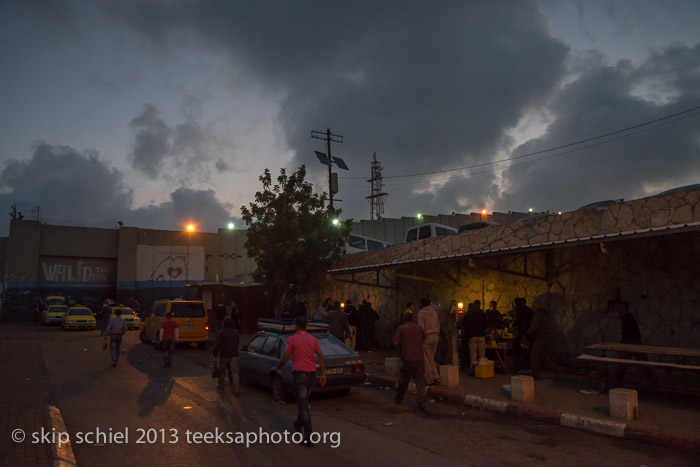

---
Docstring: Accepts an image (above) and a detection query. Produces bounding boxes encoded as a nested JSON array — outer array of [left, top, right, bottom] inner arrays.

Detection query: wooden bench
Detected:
[[576, 354, 700, 373]]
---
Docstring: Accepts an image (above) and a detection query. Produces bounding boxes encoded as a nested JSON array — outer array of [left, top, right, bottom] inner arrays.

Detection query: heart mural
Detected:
[[167, 266, 183, 279]]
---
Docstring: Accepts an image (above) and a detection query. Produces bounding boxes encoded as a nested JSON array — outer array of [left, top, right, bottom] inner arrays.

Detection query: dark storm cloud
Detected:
[[0, 141, 133, 226], [128, 103, 231, 182], [128, 103, 172, 179], [499, 44, 700, 213], [0, 142, 233, 234], [110, 1, 569, 218]]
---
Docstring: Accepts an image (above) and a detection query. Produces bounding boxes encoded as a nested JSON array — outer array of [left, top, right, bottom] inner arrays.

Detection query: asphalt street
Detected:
[[6, 325, 698, 466]]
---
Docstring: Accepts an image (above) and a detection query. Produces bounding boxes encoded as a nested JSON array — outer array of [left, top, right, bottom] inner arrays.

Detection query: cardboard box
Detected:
[[475, 362, 494, 379]]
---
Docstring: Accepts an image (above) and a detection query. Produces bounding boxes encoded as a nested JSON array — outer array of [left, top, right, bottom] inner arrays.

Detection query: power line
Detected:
[[338, 109, 700, 188], [341, 105, 700, 181]]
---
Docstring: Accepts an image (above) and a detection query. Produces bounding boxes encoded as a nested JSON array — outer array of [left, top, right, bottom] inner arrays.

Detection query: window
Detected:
[[436, 226, 452, 236], [367, 239, 385, 250], [169, 302, 206, 318], [418, 225, 431, 239], [248, 335, 266, 353], [262, 335, 278, 357], [348, 235, 366, 250], [405, 228, 417, 242], [318, 334, 353, 356], [153, 302, 167, 317]]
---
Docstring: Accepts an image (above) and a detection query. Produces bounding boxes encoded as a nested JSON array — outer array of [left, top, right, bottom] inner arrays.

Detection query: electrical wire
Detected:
[[340, 105, 700, 182]]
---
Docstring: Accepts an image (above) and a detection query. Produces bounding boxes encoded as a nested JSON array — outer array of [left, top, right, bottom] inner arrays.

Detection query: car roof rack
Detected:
[[257, 318, 329, 333]]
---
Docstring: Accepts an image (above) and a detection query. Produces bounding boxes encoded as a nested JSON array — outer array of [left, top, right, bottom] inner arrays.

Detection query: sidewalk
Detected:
[[0, 323, 68, 466], [359, 348, 700, 454]]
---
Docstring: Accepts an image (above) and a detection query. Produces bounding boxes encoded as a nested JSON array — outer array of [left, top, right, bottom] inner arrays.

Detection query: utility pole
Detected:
[[311, 128, 345, 208], [366, 152, 388, 220]]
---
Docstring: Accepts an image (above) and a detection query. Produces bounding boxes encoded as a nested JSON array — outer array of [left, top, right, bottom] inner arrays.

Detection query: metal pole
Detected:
[[327, 128, 333, 209]]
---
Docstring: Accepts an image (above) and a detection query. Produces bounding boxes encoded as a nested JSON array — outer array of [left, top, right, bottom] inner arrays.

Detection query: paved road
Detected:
[[8, 325, 698, 466]]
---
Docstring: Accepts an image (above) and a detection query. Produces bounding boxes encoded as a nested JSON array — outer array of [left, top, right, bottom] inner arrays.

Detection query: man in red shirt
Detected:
[[393, 311, 427, 410], [275, 316, 326, 447], [158, 312, 179, 368]]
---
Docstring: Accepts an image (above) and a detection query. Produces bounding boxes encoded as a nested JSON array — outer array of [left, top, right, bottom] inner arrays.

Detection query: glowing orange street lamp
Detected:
[[186, 224, 196, 284]]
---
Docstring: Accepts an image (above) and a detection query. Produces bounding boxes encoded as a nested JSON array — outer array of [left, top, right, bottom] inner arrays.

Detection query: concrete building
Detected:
[[1, 222, 256, 321]]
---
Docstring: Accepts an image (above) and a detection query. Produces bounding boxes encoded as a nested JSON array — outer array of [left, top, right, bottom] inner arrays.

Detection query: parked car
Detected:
[[458, 222, 501, 233], [140, 300, 210, 348], [62, 306, 96, 330], [404, 223, 457, 242], [239, 319, 366, 401], [46, 295, 66, 307], [42, 305, 68, 325], [344, 234, 391, 254], [110, 306, 141, 329]]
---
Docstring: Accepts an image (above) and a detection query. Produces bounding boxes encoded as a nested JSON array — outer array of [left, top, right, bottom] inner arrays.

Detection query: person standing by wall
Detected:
[[356, 299, 376, 351], [158, 312, 179, 368], [393, 311, 426, 410], [344, 299, 358, 349], [328, 301, 351, 343], [417, 298, 441, 385], [213, 316, 240, 395], [526, 300, 552, 378], [104, 308, 127, 367], [314, 298, 331, 320], [275, 316, 326, 447], [462, 301, 488, 373]]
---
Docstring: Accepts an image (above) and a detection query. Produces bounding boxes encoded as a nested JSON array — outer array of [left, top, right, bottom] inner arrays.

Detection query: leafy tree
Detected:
[[240, 165, 352, 315]]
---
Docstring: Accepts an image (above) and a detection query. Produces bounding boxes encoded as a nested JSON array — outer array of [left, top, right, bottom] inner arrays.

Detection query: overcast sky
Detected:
[[1, 0, 699, 235]]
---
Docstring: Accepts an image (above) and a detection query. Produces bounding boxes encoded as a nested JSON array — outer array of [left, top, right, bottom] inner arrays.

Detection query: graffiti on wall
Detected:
[[39, 258, 116, 284], [136, 245, 204, 282]]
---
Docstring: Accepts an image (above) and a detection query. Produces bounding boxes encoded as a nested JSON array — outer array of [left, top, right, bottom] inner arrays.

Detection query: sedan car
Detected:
[[239, 319, 366, 401], [42, 305, 68, 325], [62, 306, 97, 330], [110, 306, 141, 329]]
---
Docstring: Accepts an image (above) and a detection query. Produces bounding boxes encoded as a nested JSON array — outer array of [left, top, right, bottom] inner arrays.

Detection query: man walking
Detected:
[[158, 312, 179, 368], [104, 308, 127, 367], [393, 312, 427, 410], [417, 298, 440, 385], [275, 316, 326, 447], [213, 316, 240, 395]]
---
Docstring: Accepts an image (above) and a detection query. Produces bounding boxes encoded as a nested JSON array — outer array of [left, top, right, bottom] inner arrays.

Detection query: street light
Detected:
[[227, 222, 234, 230], [332, 218, 339, 226], [416, 213, 423, 221], [186, 224, 195, 285]]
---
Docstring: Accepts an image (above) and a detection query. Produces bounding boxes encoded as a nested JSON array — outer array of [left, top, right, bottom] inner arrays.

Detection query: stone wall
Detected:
[[325, 188, 700, 363]]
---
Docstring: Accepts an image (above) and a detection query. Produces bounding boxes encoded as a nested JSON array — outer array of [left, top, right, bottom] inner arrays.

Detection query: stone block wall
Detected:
[[325, 188, 700, 361]]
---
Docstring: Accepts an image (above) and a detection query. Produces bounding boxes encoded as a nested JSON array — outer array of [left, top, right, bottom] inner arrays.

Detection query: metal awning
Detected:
[[328, 221, 700, 275]]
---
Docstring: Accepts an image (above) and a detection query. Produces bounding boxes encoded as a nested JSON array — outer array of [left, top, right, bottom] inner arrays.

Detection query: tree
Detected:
[[240, 165, 352, 316]]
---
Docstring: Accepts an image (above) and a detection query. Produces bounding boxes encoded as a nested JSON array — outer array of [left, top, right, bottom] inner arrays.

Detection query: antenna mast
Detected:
[[366, 152, 388, 220]]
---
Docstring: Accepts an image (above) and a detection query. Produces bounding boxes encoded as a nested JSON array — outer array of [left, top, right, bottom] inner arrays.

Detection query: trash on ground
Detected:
[[501, 384, 512, 396], [383, 422, 393, 427], [579, 389, 600, 395]]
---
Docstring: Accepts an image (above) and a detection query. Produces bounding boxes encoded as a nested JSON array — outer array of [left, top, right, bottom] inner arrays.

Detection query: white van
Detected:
[[345, 234, 391, 254], [404, 223, 457, 242]]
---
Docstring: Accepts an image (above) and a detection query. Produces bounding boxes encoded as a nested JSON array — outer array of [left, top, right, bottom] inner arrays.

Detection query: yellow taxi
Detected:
[[109, 306, 141, 330], [140, 300, 210, 348], [62, 306, 97, 330], [42, 305, 68, 325], [47, 295, 66, 306]]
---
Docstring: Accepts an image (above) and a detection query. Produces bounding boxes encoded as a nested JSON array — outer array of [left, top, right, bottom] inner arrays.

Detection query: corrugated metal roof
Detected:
[[328, 221, 700, 275]]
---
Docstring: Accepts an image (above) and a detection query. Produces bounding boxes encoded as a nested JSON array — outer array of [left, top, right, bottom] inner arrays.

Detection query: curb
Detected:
[[367, 372, 700, 454], [46, 405, 77, 467]]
